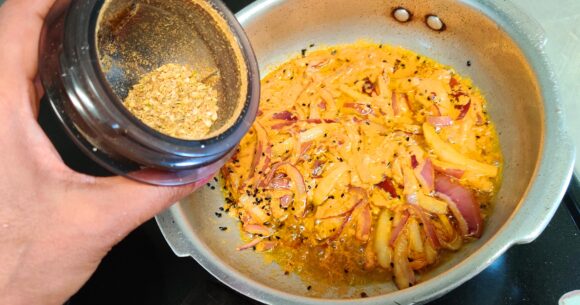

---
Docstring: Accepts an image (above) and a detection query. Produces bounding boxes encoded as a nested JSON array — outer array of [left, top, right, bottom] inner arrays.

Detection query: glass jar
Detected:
[[39, 0, 260, 186]]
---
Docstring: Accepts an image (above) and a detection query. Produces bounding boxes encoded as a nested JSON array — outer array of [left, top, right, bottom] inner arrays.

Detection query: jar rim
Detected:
[[67, 0, 260, 159]]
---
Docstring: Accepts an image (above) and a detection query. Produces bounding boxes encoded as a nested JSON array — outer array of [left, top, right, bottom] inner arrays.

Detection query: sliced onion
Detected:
[[268, 162, 307, 217], [312, 163, 349, 205], [427, 116, 453, 127], [355, 203, 372, 242], [272, 111, 297, 121], [298, 127, 326, 143], [298, 142, 312, 161], [392, 92, 412, 115], [236, 237, 263, 251], [248, 138, 262, 180], [269, 177, 291, 189], [437, 192, 469, 237], [243, 224, 274, 236], [433, 162, 464, 179], [418, 158, 435, 191], [311, 160, 324, 177], [393, 231, 415, 289], [455, 101, 471, 120], [283, 164, 307, 217], [344, 102, 373, 115], [329, 214, 352, 241], [279, 194, 293, 208], [249, 123, 269, 179], [255, 240, 277, 252], [435, 175, 483, 237], [305, 118, 338, 124], [408, 205, 441, 249], [377, 177, 398, 199], [249, 122, 272, 188], [271, 121, 296, 130], [389, 210, 410, 246]]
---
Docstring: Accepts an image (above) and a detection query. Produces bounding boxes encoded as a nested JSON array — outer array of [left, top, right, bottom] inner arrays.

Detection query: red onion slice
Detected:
[[261, 162, 308, 217], [433, 163, 464, 178], [243, 224, 274, 236], [355, 204, 372, 242], [236, 237, 263, 251], [408, 205, 441, 249], [419, 158, 435, 191], [271, 121, 296, 130], [279, 194, 293, 208], [427, 116, 453, 127], [272, 111, 297, 121], [435, 175, 482, 237], [389, 210, 410, 246], [269, 177, 291, 189], [344, 103, 373, 115], [305, 118, 337, 124]]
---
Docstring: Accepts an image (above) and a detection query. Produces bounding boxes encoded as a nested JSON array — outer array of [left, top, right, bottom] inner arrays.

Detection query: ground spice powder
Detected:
[[124, 63, 219, 140]]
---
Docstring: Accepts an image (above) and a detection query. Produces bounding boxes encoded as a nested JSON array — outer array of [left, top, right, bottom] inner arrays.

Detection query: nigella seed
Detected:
[[219, 226, 227, 231]]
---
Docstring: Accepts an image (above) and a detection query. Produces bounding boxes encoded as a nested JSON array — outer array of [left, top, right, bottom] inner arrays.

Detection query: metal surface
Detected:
[[157, 0, 574, 303], [508, 0, 580, 199]]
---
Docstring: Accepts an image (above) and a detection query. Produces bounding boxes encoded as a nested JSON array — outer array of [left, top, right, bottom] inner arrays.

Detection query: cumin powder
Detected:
[[124, 63, 219, 140]]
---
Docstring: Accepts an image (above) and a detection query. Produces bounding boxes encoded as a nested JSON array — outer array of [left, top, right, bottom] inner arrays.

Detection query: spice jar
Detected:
[[39, 0, 259, 185]]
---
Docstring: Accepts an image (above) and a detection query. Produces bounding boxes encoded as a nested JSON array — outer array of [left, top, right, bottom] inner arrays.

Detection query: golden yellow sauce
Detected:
[[221, 42, 502, 290]]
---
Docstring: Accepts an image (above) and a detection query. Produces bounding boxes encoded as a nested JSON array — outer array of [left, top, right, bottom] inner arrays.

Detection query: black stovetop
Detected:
[[41, 1, 580, 304]]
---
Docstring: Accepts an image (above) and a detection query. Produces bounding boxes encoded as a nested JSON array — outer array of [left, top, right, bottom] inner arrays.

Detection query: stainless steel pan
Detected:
[[156, 0, 574, 303]]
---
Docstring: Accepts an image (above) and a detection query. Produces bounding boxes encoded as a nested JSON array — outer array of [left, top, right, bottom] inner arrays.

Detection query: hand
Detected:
[[0, 1, 209, 304]]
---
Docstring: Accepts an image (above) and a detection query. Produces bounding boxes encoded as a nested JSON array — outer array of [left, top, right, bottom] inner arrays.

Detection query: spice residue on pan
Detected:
[[123, 63, 219, 140], [221, 42, 502, 291]]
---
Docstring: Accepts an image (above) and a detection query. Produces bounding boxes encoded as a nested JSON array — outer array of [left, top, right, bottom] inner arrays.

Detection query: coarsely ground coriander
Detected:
[[124, 63, 219, 140]]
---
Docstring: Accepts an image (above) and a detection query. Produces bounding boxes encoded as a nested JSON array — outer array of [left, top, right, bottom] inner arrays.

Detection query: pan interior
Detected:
[[171, 0, 542, 299]]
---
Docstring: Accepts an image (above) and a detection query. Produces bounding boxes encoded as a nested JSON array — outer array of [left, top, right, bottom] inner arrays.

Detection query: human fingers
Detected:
[[0, 0, 57, 116], [73, 174, 213, 241], [0, 0, 57, 81]]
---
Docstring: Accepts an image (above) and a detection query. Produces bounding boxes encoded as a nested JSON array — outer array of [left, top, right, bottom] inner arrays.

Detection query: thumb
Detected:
[[79, 174, 213, 239]]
